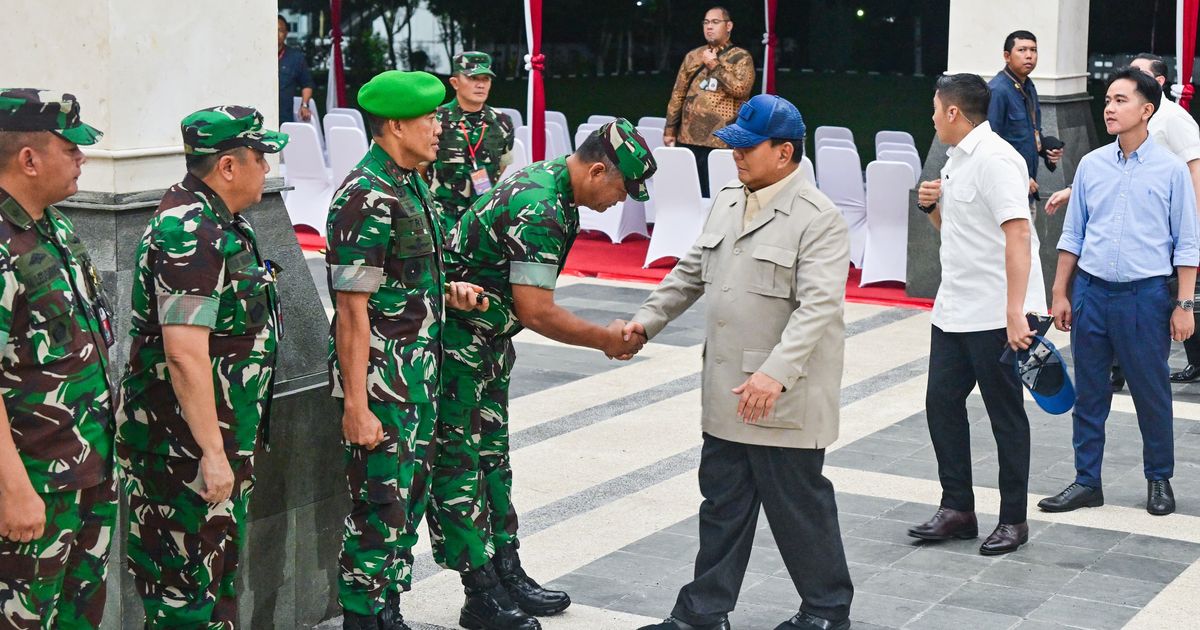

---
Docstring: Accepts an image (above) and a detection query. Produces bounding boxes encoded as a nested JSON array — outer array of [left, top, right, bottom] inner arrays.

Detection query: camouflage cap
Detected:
[[358, 71, 446, 120], [453, 51, 496, 77], [596, 118, 657, 202], [181, 106, 288, 155], [0, 89, 103, 146]]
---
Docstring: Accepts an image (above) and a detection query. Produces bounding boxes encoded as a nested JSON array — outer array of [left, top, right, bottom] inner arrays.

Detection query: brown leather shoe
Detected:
[[907, 506, 978, 541], [979, 522, 1029, 556]]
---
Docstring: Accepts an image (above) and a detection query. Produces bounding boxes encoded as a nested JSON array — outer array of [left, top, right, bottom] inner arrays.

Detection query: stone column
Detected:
[[1, 2, 344, 627], [906, 0, 1098, 299]]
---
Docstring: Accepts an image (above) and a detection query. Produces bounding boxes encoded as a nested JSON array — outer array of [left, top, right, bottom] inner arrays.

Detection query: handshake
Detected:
[[603, 319, 648, 360]]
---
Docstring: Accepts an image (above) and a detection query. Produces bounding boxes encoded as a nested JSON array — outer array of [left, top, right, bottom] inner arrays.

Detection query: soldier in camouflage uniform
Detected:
[[436, 119, 656, 619], [0, 89, 116, 630], [116, 106, 287, 629], [326, 70, 499, 630], [428, 52, 516, 234]]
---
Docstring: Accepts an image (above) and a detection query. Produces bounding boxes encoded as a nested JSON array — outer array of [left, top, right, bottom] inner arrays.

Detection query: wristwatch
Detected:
[[917, 201, 937, 214], [1176, 299, 1194, 311]]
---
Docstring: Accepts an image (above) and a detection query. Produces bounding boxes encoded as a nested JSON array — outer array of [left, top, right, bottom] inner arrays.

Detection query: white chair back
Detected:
[[816, 145, 867, 266], [800, 156, 816, 186], [636, 126, 665, 152], [546, 120, 571, 158], [859, 161, 913, 286], [878, 141, 918, 156], [328, 107, 366, 134], [875, 130, 915, 152], [293, 96, 325, 153], [280, 122, 328, 180], [546, 110, 570, 144], [497, 107, 524, 128], [280, 122, 334, 235], [816, 137, 857, 153], [644, 147, 706, 267], [587, 115, 617, 125], [814, 126, 853, 147], [877, 150, 921, 188], [499, 138, 530, 182], [514, 126, 532, 163], [707, 149, 738, 195], [637, 116, 667, 130], [327, 126, 368, 187], [323, 113, 358, 140], [574, 123, 601, 149]]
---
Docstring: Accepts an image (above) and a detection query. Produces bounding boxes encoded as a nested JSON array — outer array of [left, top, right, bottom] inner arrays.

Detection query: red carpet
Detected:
[[565, 231, 933, 310], [296, 226, 325, 252]]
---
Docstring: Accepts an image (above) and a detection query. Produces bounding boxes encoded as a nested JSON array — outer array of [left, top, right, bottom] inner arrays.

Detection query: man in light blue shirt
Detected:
[[1041, 67, 1199, 517]]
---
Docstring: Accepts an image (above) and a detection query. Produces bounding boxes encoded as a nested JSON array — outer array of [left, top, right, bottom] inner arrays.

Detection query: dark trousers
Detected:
[[672, 434, 853, 625], [1071, 271, 1174, 486], [680, 143, 714, 198], [926, 325, 1031, 524], [1184, 334, 1200, 366]]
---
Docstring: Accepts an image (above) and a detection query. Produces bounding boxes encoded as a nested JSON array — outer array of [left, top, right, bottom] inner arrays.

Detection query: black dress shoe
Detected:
[[343, 610, 381, 630], [637, 617, 731, 630], [979, 522, 1029, 556], [493, 543, 571, 616], [1148, 480, 1176, 515], [1111, 365, 1125, 392], [775, 611, 851, 630], [1037, 483, 1104, 512], [907, 506, 978, 540], [459, 565, 542, 630], [1171, 365, 1200, 383]]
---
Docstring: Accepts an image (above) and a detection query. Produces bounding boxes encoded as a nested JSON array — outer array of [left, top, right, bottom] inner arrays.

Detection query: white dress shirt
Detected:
[[1149, 96, 1200, 164], [932, 122, 1048, 333]]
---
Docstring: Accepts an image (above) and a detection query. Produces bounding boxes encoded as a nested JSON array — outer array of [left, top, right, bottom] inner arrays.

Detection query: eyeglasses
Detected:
[[702, 19, 729, 26]]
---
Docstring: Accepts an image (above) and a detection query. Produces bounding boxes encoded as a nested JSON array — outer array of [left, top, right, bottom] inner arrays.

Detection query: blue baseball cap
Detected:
[[713, 94, 806, 148], [1015, 336, 1075, 415]]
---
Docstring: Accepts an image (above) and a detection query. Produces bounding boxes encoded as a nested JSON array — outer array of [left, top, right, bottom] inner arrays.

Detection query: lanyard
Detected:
[[459, 121, 488, 167], [1004, 69, 1042, 151]]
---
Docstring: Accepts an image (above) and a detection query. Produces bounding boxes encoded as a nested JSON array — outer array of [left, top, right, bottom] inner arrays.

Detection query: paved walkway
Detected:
[[311, 263, 1197, 629]]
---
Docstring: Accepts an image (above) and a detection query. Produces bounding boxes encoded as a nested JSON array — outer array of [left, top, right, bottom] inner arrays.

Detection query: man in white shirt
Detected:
[[907, 73, 1044, 556]]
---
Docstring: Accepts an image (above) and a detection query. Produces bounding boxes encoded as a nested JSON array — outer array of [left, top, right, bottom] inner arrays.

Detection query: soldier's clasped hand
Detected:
[[446, 281, 490, 312]]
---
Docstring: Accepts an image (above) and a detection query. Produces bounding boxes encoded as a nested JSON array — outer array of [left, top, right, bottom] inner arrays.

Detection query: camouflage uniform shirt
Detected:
[[444, 157, 578, 339], [428, 100, 515, 233], [327, 143, 445, 404], [117, 174, 279, 460], [0, 187, 114, 493], [665, 43, 755, 148]]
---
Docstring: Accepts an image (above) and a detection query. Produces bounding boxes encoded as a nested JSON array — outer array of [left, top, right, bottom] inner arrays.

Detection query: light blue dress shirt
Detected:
[[1057, 137, 1200, 282]]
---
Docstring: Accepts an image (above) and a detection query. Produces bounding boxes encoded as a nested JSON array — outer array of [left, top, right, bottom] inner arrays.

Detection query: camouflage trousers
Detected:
[[429, 337, 518, 573], [122, 453, 255, 629], [339, 400, 436, 616], [0, 477, 117, 630]]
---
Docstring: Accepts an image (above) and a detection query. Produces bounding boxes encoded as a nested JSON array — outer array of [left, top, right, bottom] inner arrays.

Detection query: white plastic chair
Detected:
[[878, 150, 920, 187], [280, 122, 334, 236], [816, 145, 867, 266], [293, 96, 326, 154], [514, 126, 532, 162], [631, 126, 666, 223], [587, 115, 617, 125], [328, 107, 366, 134], [580, 200, 649, 244], [878, 141, 918, 156], [498, 137, 529, 182], [546, 110, 571, 148], [800, 156, 816, 186], [875, 130, 916, 152], [497, 107, 524, 128], [574, 124, 601, 149], [814, 126, 853, 148], [816, 137, 857, 153], [707, 149, 738, 195], [327, 126, 368, 188], [546, 120, 571, 159], [638, 116, 667, 130], [323, 113, 358, 140], [859, 161, 912, 286], [644, 147, 705, 267]]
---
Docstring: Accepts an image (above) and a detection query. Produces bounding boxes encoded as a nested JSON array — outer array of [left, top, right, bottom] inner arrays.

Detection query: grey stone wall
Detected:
[[60, 180, 344, 628]]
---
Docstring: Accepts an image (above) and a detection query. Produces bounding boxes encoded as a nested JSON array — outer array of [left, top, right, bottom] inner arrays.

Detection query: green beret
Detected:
[[357, 71, 446, 120]]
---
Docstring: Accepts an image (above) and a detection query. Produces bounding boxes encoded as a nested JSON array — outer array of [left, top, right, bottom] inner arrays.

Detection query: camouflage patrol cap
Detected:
[[595, 118, 657, 202], [0, 89, 103, 145], [181, 106, 288, 155], [453, 51, 497, 77], [358, 71, 446, 120]]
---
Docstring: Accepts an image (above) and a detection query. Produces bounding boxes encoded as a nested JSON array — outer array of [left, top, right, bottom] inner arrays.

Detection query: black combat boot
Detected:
[[342, 609, 381, 630], [378, 592, 412, 630], [493, 542, 572, 616], [459, 564, 542, 630]]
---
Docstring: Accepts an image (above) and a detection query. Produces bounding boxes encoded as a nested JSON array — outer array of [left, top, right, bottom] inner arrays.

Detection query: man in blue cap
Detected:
[[627, 94, 854, 630]]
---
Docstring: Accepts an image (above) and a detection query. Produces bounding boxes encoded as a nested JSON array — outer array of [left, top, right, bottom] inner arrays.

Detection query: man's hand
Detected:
[[663, 134, 676, 147], [299, 104, 312, 122], [1028, 178, 1040, 195], [447, 281, 490, 312], [1045, 187, 1071, 215], [603, 319, 644, 360], [343, 405, 385, 450], [1046, 148, 1063, 164], [702, 48, 719, 70], [917, 179, 941, 209], [1172, 306, 1195, 342], [199, 451, 235, 504], [0, 481, 45, 543], [732, 372, 784, 424], [1051, 294, 1073, 332], [1006, 311, 1035, 351]]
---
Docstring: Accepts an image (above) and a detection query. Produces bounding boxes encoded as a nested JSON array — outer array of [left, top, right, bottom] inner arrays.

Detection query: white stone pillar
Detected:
[[1, 0, 278, 194]]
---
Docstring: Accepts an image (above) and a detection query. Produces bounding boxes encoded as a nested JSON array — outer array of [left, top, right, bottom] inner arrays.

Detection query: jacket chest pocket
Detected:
[[747, 245, 796, 298], [226, 250, 273, 332], [17, 248, 81, 361], [696, 232, 725, 283], [392, 212, 437, 288]]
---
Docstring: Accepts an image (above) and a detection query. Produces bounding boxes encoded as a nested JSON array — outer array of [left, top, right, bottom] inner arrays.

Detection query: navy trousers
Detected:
[[1070, 271, 1174, 487]]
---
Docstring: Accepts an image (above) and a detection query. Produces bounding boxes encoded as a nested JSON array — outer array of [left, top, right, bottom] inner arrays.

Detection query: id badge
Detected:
[[470, 168, 492, 195]]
